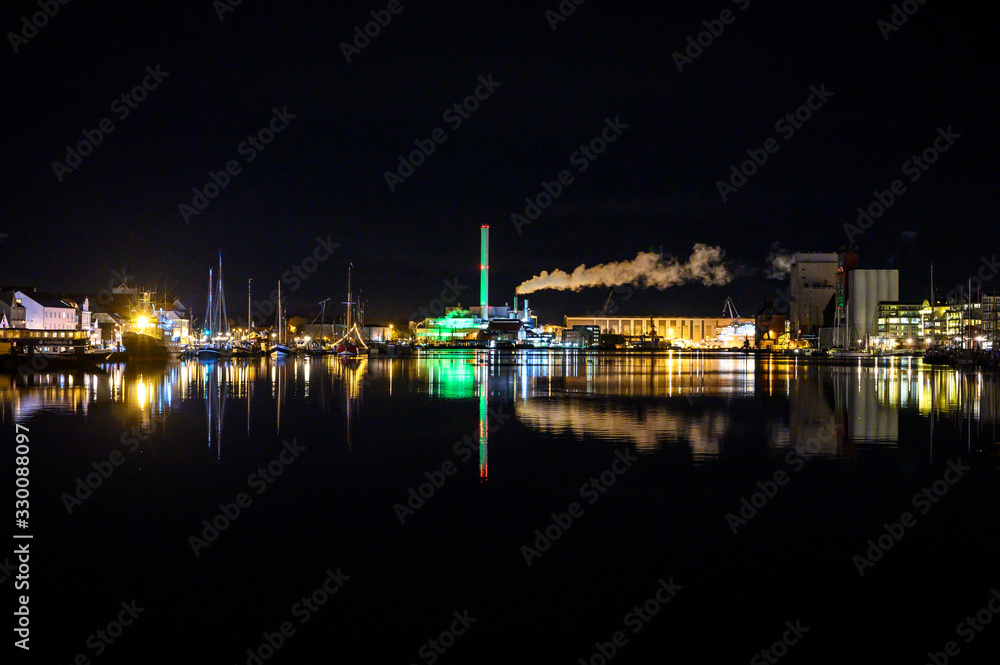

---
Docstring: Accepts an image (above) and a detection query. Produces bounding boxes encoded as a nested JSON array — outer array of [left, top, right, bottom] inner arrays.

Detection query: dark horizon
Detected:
[[3, 0, 996, 325]]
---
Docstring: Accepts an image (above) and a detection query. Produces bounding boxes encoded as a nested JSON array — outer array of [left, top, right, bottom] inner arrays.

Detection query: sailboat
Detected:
[[197, 253, 232, 359], [271, 279, 295, 357], [333, 264, 368, 358]]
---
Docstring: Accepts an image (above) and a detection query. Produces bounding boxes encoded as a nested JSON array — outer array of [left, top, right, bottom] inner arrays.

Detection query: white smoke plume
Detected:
[[765, 243, 794, 280], [515, 244, 733, 295]]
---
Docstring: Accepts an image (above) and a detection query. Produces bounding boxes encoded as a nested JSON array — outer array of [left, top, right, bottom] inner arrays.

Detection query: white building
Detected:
[[846, 270, 899, 344], [161, 310, 191, 343], [789, 253, 838, 338], [15, 291, 79, 330]]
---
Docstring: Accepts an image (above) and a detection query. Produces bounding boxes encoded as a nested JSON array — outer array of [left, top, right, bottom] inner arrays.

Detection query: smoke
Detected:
[[515, 244, 733, 295], [765, 243, 794, 279]]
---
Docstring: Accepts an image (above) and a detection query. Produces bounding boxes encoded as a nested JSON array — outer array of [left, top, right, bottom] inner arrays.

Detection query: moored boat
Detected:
[[198, 253, 233, 361], [122, 331, 168, 360]]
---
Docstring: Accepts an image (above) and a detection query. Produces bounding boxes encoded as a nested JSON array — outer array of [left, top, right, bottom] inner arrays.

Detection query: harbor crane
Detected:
[[600, 290, 616, 316], [723, 296, 751, 350], [723, 296, 740, 323]]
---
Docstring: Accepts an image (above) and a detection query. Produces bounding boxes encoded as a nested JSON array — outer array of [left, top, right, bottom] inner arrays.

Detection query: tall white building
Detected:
[[846, 270, 899, 343], [789, 253, 838, 338]]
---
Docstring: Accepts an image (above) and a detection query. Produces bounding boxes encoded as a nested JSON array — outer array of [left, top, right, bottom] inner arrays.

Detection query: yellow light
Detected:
[[135, 316, 149, 329]]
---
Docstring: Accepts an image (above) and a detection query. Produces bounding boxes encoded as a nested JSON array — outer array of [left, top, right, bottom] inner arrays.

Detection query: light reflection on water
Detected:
[[2, 351, 999, 463]]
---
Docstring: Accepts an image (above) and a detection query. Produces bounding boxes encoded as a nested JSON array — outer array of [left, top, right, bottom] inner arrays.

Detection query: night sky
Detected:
[[2, 0, 996, 325]]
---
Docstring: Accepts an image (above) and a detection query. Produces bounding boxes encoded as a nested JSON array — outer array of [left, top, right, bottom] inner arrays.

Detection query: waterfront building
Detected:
[[984, 294, 999, 348], [563, 316, 739, 345], [755, 296, 788, 349], [918, 300, 950, 345], [412, 314, 484, 343], [15, 290, 79, 330], [789, 253, 838, 339], [483, 319, 526, 343], [844, 269, 899, 345], [92, 312, 124, 347], [0, 289, 27, 329], [945, 301, 982, 346], [875, 301, 922, 348]]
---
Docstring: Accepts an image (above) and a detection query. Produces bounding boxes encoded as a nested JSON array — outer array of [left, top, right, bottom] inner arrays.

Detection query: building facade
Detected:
[[15, 291, 79, 330], [984, 294, 1000, 348], [845, 270, 899, 345], [875, 301, 922, 347], [789, 253, 838, 338], [563, 316, 736, 345]]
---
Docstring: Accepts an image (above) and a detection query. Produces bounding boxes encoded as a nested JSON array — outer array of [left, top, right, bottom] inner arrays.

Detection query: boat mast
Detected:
[[205, 268, 214, 342], [346, 263, 353, 331], [216, 252, 228, 340], [277, 279, 283, 345]]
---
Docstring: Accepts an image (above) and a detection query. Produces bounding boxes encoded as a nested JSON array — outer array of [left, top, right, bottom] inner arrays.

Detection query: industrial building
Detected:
[[788, 253, 838, 339], [846, 269, 899, 344], [410, 226, 539, 345], [562, 315, 753, 347]]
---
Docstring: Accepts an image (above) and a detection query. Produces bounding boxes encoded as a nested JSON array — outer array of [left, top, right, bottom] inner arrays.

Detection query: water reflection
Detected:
[[2, 353, 999, 464]]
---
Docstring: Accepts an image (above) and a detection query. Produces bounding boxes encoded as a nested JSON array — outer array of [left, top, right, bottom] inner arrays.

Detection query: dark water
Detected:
[[4, 351, 1000, 664]]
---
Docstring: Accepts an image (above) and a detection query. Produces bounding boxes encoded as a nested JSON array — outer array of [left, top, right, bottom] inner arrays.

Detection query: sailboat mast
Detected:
[[206, 267, 214, 340], [216, 252, 228, 338], [347, 264, 352, 330], [277, 280, 282, 345]]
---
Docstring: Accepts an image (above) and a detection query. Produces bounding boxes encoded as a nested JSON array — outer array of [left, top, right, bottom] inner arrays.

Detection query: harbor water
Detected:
[[4, 351, 1000, 663]]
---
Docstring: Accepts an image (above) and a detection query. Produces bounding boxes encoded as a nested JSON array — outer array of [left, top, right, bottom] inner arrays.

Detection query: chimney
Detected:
[[480, 225, 489, 318]]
